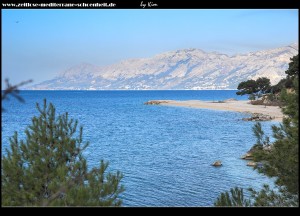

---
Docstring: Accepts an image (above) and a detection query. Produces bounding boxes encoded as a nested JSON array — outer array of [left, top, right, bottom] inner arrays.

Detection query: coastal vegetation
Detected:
[[236, 77, 271, 100], [2, 54, 298, 207], [2, 99, 124, 206], [215, 54, 299, 207]]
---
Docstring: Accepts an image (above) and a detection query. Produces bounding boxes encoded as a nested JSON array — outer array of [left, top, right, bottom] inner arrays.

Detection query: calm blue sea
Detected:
[[1, 90, 277, 206]]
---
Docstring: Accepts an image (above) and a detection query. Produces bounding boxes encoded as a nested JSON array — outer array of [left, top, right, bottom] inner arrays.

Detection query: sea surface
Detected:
[[1, 90, 278, 206]]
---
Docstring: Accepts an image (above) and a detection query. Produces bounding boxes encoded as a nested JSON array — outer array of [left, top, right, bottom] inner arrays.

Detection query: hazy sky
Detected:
[[2, 9, 298, 87]]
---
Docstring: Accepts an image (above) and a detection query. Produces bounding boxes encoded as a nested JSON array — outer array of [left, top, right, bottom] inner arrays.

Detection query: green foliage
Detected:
[[236, 79, 258, 96], [256, 77, 271, 94], [215, 185, 298, 207], [252, 78, 298, 195], [248, 94, 256, 101], [285, 54, 298, 79], [236, 77, 271, 99], [252, 122, 270, 147], [271, 54, 299, 94], [214, 187, 251, 207], [271, 78, 293, 94], [280, 79, 299, 123], [270, 55, 298, 95], [266, 93, 275, 102], [216, 54, 299, 207], [250, 185, 298, 207], [238, 55, 299, 196], [2, 99, 124, 206], [250, 59, 299, 203]]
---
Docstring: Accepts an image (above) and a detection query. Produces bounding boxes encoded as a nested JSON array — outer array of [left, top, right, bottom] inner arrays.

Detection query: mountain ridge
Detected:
[[27, 43, 298, 90]]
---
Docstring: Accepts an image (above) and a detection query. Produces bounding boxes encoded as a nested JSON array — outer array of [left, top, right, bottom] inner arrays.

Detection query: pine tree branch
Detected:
[[2, 79, 33, 111]]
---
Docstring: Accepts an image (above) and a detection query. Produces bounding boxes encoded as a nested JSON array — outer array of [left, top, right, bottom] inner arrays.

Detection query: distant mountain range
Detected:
[[27, 43, 298, 90]]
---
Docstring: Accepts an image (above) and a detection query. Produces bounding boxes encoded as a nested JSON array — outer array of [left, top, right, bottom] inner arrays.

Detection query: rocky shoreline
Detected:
[[144, 100, 169, 105], [241, 113, 275, 121]]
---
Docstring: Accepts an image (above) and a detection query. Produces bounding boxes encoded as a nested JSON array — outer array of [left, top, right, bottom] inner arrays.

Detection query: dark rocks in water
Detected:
[[241, 153, 253, 160], [247, 161, 257, 167], [144, 100, 168, 105], [242, 113, 274, 121], [241, 146, 267, 168], [241, 144, 270, 167], [212, 160, 222, 166]]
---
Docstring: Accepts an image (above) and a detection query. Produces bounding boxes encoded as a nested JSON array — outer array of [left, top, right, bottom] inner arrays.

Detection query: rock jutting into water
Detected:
[[247, 162, 257, 167], [144, 100, 169, 105], [240, 153, 253, 160], [212, 160, 222, 167], [241, 144, 272, 167], [242, 113, 274, 121]]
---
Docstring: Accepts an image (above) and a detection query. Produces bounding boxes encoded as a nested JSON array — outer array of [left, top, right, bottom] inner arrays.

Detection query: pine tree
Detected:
[[236, 77, 271, 100], [285, 54, 298, 79], [214, 187, 251, 207], [252, 77, 298, 195], [2, 99, 124, 206], [215, 55, 299, 207], [1, 79, 32, 111]]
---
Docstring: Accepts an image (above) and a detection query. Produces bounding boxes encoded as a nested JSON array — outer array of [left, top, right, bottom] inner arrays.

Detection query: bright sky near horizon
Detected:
[[2, 9, 299, 87]]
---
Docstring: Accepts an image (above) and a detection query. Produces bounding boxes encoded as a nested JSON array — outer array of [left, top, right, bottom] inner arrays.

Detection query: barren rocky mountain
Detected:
[[28, 43, 298, 90]]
